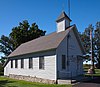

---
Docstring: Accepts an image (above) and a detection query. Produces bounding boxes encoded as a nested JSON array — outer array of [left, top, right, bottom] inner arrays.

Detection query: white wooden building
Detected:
[[4, 11, 85, 84]]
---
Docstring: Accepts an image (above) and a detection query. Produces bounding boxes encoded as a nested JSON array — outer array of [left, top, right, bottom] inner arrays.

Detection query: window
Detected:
[[62, 55, 66, 69], [11, 60, 13, 68], [15, 59, 18, 68], [39, 56, 44, 69], [29, 58, 33, 69], [21, 59, 24, 68]]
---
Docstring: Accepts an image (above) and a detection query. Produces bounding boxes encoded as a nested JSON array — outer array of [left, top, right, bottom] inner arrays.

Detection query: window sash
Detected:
[[62, 55, 66, 69], [21, 59, 24, 68], [29, 58, 33, 69], [11, 60, 13, 68], [15, 59, 18, 68], [39, 56, 44, 69]]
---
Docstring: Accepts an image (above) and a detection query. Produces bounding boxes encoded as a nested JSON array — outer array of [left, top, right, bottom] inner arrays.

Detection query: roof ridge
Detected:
[[21, 31, 56, 46], [8, 26, 73, 58]]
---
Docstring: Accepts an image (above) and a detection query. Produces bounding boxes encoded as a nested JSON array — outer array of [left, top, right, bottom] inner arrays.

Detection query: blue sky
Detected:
[[0, 0, 100, 56]]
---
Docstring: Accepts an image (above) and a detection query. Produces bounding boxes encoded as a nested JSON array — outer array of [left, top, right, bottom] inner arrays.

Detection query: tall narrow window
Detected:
[[39, 56, 44, 69], [11, 60, 13, 68], [15, 59, 18, 68], [29, 58, 33, 69], [21, 59, 24, 68], [62, 55, 66, 69]]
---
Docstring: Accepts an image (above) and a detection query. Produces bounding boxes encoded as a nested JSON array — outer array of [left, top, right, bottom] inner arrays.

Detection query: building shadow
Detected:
[[72, 76, 100, 87], [82, 76, 100, 84]]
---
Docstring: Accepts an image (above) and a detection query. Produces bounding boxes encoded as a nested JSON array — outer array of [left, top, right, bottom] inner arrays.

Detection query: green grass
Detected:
[[0, 76, 71, 87], [85, 69, 100, 76], [83, 64, 100, 77]]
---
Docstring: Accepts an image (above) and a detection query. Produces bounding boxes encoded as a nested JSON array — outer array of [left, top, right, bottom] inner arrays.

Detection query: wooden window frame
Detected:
[[29, 57, 33, 69], [21, 59, 24, 68], [39, 56, 44, 70], [15, 59, 18, 68], [11, 60, 13, 68], [62, 55, 66, 69]]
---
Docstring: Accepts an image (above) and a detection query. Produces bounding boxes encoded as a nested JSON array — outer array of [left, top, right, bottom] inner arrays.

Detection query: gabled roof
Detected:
[[8, 25, 85, 58], [72, 25, 85, 55], [56, 11, 72, 22], [8, 26, 74, 58]]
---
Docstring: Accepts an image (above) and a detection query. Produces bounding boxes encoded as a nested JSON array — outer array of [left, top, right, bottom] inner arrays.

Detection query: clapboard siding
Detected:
[[4, 50, 57, 80], [69, 29, 83, 75], [4, 26, 84, 81], [57, 28, 83, 78]]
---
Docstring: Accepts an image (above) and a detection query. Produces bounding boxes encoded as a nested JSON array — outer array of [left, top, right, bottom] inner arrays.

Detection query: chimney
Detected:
[[56, 11, 71, 33]]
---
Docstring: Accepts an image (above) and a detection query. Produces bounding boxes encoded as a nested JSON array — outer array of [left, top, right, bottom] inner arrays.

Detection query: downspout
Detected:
[[67, 33, 70, 71]]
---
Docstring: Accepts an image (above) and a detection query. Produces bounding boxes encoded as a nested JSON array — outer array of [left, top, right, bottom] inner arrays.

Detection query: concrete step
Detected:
[[57, 79, 72, 84]]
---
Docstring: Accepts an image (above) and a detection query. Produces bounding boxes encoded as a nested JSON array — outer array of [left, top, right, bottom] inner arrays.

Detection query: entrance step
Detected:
[[57, 79, 72, 84]]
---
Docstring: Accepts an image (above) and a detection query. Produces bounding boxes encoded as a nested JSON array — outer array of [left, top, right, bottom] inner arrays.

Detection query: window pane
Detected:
[[29, 58, 33, 69], [15, 59, 18, 68], [62, 55, 66, 69], [21, 59, 24, 68], [11, 60, 13, 68], [39, 56, 44, 69]]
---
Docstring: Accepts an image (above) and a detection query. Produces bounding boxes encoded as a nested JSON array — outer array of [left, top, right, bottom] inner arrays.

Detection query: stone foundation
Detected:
[[9, 74, 56, 84]]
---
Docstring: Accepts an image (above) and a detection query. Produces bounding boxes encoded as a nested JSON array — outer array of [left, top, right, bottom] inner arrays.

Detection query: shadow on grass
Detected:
[[82, 68, 100, 84], [0, 80, 18, 87], [83, 76, 100, 84]]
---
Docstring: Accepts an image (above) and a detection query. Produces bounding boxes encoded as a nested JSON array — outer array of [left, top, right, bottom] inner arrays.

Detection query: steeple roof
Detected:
[[56, 11, 72, 22]]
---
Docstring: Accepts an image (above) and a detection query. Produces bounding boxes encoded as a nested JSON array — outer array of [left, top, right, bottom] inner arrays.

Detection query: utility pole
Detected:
[[90, 29, 95, 73], [68, 0, 70, 18], [88, 29, 95, 74]]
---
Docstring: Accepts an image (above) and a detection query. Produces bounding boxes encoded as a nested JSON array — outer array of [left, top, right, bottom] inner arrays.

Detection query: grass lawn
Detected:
[[85, 69, 100, 77], [84, 65, 100, 77], [0, 76, 72, 87]]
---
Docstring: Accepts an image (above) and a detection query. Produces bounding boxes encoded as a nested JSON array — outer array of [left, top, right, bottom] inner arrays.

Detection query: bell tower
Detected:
[[56, 11, 71, 33]]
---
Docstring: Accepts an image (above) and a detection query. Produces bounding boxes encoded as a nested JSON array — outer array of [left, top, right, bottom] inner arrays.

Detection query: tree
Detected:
[[0, 63, 4, 75], [0, 20, 46, 57], [80, 22, 100, 69], [94, 22, 100, 68], [0, 35, 14, 56]]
